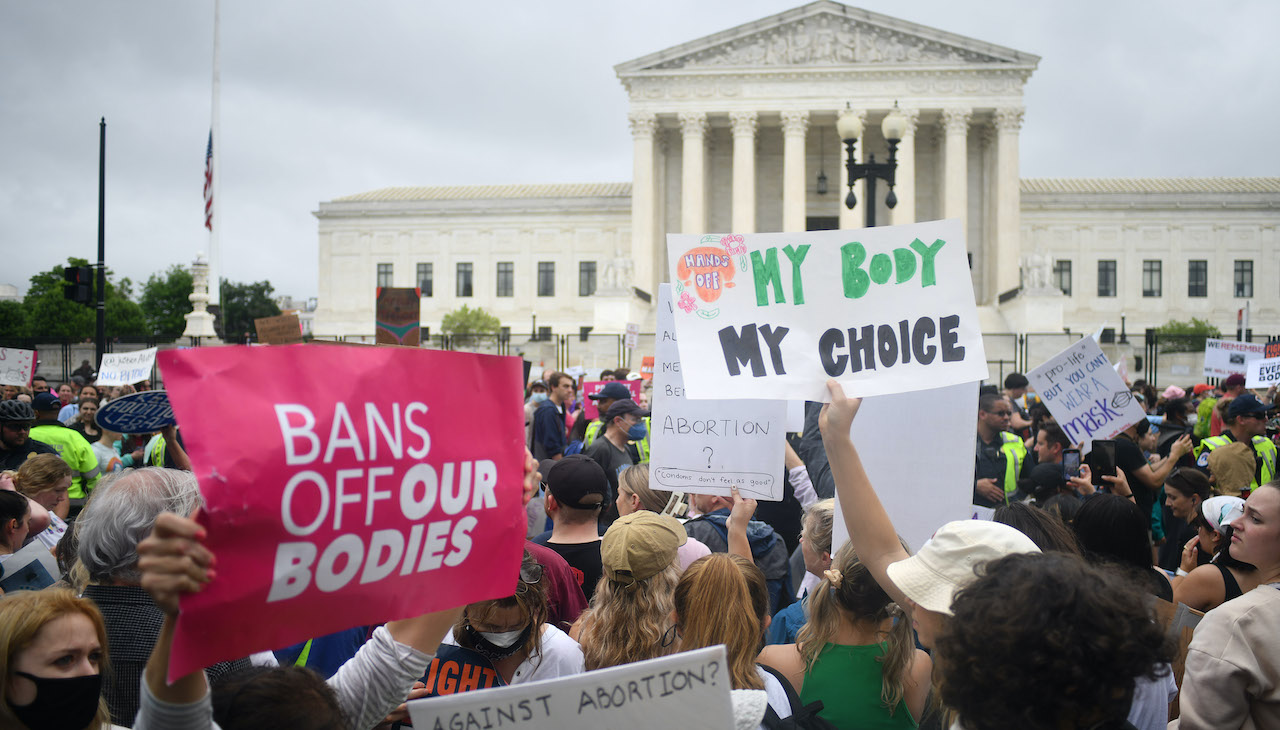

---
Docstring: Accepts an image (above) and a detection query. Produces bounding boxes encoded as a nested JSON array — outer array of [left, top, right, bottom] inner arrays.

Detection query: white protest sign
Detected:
[[832, 381, 980, 555], [624, 322, 640, 349], [651, 284, 786, 500], [95, 347, 158, 386], [0, 347, 37, 387], [666, 220, 987, 402], [1246, 355, 1280, 389], [408, 645, 732, 730], [1203, 338, 1266, 378], [1028, 337, 1145, 445], [785, 400, 805, 432]]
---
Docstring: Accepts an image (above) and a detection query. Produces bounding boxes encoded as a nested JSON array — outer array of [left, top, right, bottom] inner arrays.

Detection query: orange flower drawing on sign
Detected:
[[676, 246, 736, 303]]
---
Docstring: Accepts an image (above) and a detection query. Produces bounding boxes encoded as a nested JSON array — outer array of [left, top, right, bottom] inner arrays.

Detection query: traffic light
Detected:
[[63, 266, 92, 305]]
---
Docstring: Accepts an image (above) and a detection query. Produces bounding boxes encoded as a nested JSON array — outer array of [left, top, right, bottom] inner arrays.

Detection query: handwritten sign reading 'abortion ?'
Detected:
[[665, 220, 987, 402], [650, 284, 786, 500], [408, 645, 732, 730], [1027, 337, 1145, 445], [157, 344, 527, 680]]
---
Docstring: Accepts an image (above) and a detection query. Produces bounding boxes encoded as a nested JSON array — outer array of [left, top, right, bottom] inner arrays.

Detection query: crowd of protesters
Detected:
[[0, 357, 1277, 730]]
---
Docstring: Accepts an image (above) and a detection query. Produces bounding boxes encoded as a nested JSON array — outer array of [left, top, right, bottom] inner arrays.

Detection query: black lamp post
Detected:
[[837, 103, 909, 228]]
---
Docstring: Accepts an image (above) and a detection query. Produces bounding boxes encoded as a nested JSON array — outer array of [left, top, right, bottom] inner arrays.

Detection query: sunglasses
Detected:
[[515, 561, 544, 595]]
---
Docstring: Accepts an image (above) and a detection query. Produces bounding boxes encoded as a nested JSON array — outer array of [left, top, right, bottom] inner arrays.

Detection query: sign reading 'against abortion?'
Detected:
[[1027, 337, 1146, 445], [157, 344, 527, 680], [665, 220, 987, 402]]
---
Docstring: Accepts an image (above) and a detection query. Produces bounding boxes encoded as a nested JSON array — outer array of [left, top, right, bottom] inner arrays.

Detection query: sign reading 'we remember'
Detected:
[[665, 219, 987, 402]]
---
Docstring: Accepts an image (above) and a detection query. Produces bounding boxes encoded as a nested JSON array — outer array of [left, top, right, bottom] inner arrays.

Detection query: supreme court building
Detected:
[[313, 2, 1279, 358]]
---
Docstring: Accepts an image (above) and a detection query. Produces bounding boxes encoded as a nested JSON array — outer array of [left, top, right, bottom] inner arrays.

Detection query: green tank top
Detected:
[[799, 642, 918, 730]]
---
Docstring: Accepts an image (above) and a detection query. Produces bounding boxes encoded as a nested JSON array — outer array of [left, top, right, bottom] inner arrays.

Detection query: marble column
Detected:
[[994, 107, 1025, 296], [730, 111, 758, 233], [941, 108, 971, 225], [781, 110, 809, 232], [628, 112, 658, 298], [889, 108, 920, 226], [679, 112, 708, 234], [838, 110, 867, 230]]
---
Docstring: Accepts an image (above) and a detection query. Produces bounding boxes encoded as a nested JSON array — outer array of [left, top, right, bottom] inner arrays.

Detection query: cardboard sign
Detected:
[[640, 356, 655, 380], [650, 284, 786, 500], [1203, 338, 1266, 378], [831, 381, 980, 556], [1246, 355, 1280, 389], [95, 390, 175, 433], [624, 322, 640, 349], [157, 344, 527, 680], [95, 347, 157, 386], [375, 287, 421, 347], [255, 313, 304, 345], [407, 645, 731, 730], [582, 380, 642, 420], [0, 347, 37, 387], [1028, 337, 1145, 445], [665, 220, 988, 402]]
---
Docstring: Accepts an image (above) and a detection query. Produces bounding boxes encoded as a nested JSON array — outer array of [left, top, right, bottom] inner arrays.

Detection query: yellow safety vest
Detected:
[[584, 417, 651, 462], [999, 431, 1027, 500]]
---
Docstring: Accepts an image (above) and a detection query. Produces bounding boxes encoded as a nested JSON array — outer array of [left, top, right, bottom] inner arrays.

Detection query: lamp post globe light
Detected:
[[837, 103, 908, 227]]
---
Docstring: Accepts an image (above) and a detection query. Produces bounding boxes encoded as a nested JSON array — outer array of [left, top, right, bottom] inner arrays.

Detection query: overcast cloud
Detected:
[[3, 1, 1277, 301]]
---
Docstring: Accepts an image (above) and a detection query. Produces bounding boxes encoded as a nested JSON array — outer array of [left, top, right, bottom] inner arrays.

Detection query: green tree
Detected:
[[22, 258, 146, 340], [0, 301, 28, 339], [441, 305, 501, 336], [140, 265, 195, 337], [1154, 317, 1221, 353], [219, 279, 281, 342]]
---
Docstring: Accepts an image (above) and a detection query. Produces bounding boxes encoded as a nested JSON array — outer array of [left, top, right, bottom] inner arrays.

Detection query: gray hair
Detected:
[[77, 467, 204, 583]]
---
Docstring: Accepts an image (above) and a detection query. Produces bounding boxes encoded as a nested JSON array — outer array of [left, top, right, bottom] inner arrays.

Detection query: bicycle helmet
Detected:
[[0, 400, 36, 423]]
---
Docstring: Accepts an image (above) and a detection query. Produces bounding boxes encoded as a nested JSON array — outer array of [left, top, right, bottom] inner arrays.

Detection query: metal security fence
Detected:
[[0, 336, 168, 385]]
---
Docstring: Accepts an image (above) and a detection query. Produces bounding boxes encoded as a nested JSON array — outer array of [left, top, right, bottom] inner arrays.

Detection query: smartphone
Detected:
[[1088, 440, 1117, 488], [1062, 448, 1081, 479]]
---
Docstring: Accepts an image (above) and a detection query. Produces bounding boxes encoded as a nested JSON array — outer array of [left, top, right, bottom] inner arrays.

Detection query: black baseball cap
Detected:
[[587, 382, 631, 401], [1228, 393, 1271, 419], [603, 398, 650, 423], [546, 455, 608, 510]]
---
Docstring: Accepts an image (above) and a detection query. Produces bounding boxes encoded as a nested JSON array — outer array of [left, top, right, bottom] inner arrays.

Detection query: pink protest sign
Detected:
[[157, 344, 526, 680], [581, 380, 642, 420]]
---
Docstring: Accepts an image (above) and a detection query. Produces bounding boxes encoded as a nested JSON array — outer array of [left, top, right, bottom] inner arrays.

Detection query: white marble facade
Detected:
[[312, 1, 1279, 342]]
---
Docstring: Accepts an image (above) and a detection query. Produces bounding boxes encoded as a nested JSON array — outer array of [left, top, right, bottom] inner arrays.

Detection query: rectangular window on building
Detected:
[[1053, 260, 1072, 296], [456, 263, 473, 297], [496, 262, 514, 297], [1188, 260, 1208, 298], [416, 263, 432, 297], [1234, 260, 1253, 298], [538, 326, 552, 342], [537, 262, 555, 297], [579, 262, 597, 297], [376, 263, 393, 288], [1097, 260, 1116, 297], [1142, 260, 1162, 297], [499, 326, 510, 342]]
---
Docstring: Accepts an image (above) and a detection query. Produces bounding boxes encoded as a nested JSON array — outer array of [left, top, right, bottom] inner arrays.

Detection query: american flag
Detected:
[[203, 130, 214, 231]]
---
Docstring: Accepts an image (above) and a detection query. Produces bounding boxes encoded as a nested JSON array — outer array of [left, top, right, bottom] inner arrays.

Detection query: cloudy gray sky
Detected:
[[3, 1, 1277, 301]]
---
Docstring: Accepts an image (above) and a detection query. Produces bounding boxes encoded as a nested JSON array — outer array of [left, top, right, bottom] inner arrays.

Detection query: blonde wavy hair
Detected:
[[0, 589, 113, 729], [803, 498, 836, 557], [11, 454, 72, 499], [675, 553, 769, 690], [576, 561, 680, 670], [797, 541, 914, 716], [618, 463, 678, 513]]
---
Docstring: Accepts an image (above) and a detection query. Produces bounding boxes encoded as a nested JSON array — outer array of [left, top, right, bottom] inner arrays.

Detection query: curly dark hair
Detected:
[[936, 553, 1173, 730]]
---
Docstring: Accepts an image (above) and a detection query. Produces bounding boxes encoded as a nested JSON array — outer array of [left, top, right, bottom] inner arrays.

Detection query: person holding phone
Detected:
[[1112, 419, 1193, 538]]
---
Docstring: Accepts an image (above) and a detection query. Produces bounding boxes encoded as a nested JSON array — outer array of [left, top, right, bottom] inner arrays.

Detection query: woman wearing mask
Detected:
[[0, 588, 119, 729]]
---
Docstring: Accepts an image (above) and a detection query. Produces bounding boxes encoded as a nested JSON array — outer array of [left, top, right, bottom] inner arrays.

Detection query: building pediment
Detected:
[[616, 1, 1038, 75]]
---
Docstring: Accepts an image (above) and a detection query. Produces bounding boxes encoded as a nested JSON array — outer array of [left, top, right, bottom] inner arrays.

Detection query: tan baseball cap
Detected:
[[601, 511, 687, 586]]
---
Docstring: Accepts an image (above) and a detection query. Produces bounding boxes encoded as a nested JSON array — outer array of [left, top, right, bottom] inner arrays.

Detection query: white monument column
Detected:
[[182, 252, 219, 341], [679, 112, 708, 234], [730, 111, 758, 233], [838, 110, 867, 230], [628, 112, 658, 297], [993, 107, 1025, 296], [941, 108, 972, 225], [781, 110, 809, 232], [889, 108, 920, 226]]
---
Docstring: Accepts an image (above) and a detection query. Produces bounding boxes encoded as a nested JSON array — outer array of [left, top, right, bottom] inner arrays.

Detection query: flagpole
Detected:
[[208, 0, 222, 308]]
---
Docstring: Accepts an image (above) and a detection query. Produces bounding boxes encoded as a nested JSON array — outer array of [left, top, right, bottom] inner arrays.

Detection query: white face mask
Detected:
[[479, 629, 525, 648]]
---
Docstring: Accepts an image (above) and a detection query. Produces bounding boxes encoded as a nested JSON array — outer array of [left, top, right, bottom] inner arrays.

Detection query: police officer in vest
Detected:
[[974, 392, 1027, 508], [584, 382, 649, 462], [1195, 393, 1277, 493]]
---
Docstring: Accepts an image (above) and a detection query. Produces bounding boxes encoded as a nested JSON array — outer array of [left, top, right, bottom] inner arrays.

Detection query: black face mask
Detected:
[[462, 622, 533, 662], [7, 671, 102, 730]]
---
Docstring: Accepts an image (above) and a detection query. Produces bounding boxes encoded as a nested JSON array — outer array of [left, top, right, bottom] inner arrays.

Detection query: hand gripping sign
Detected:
[[157, 344, 527, 679]]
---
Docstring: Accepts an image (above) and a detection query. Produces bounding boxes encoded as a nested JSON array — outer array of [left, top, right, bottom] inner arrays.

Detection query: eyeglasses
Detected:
[[1, 423, 31, 431]]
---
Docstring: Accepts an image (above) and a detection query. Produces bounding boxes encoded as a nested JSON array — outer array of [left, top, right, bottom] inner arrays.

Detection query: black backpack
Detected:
[[757, 663, 838, 730]]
